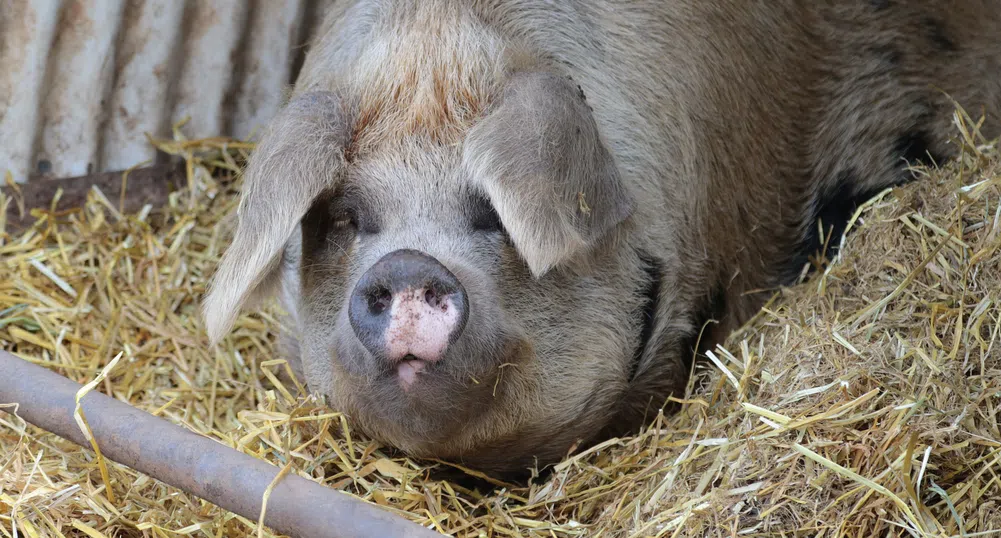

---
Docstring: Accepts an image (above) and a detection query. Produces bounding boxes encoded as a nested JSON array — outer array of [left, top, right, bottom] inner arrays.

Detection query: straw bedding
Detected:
[[1, 109, 999, 538]]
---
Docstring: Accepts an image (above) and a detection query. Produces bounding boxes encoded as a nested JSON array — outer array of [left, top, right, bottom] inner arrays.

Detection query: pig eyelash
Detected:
[[336, 203, 381, 235], [331, 206, 356, 231]]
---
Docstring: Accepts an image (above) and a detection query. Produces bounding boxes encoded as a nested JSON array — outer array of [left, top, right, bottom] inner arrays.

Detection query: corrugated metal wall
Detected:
[[0, 0, 335, 184]]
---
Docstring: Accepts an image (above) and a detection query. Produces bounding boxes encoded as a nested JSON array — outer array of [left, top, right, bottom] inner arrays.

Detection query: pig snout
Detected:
[[348, 249, 469, 385]]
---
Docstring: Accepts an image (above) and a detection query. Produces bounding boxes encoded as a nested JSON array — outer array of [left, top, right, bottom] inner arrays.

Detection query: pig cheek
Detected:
[[330, 308, 369, 376]]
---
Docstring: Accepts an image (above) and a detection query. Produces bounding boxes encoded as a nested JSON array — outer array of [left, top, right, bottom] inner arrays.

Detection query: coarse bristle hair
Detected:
[[340, 3, 511, 154]]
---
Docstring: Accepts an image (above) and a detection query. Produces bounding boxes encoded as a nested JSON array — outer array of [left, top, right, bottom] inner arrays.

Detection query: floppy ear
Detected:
[[462, 71, 635, 277], [203, 91, 351, 344]]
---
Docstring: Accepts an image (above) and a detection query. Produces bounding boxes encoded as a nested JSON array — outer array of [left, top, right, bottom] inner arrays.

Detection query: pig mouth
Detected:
[[395, 355, 428, 390], [340, 336, 535, 453], [382, 352, 459, 393]]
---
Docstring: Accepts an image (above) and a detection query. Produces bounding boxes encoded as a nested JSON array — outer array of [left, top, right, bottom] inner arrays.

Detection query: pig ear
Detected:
[[462, 71, 635, 278], [202, 91, 351, 344]]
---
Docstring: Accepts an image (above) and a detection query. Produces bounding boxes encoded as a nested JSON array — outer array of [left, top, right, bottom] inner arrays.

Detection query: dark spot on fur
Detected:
[[808, 175, 858, 263], [786, 169, 889, 283], [870, 0, 891, 10], [790, 127, 947, 279], [628, 250, 662, 381], [426, 463, 519, 491], [871, 44, 902, 70], [923, 18, 957, 52], [894, 130, 942, 177], [677, 279, 727, 372]]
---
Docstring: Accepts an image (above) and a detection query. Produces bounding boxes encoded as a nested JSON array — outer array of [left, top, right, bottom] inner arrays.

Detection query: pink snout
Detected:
[[348, 249, 469, 387], [384, 288, 462, 363]]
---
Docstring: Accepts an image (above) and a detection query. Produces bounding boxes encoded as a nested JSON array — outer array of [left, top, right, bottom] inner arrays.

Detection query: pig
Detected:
[[202, 0, 1001, 478]]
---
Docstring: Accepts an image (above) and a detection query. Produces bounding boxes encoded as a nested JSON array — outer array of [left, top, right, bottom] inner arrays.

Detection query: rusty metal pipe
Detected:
[[0, 350, 444, 538]]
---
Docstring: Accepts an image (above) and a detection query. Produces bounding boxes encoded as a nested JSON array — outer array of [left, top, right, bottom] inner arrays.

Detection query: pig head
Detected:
[[202, 66, 674, 476]]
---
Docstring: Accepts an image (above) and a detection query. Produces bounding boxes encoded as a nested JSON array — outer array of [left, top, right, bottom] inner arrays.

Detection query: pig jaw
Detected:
[[322, 317, 630, 479], [328, 331, 538, 450]]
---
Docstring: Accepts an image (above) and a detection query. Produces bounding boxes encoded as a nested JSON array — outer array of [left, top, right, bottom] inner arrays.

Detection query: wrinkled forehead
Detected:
[[344, 141, 486, 238], [338, 144, 500, 270]]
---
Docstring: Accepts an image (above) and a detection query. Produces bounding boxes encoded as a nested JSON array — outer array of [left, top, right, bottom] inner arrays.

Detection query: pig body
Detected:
[[204, 0, 1001, 477]]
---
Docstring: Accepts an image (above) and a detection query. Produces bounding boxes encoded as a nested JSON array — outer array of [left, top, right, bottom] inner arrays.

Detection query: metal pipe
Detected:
[[0, 350, 444, 538]]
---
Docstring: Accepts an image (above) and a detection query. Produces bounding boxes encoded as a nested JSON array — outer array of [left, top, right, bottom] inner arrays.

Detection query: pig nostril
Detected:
[[424, 287, 449, 312], [367, 287, 393, 315]]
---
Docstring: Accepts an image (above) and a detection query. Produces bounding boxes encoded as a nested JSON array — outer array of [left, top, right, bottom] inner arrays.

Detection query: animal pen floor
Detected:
[[1, 110, 1000, 538]]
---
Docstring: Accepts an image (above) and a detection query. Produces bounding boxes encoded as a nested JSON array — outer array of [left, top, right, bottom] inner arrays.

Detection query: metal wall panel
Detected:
[[101, 0, 185, 172], [0, 0, 335, 184], [38, 0, 126, 178], [169, 0, 251, 142], [0, 0, 64, 183], [230, 0, 305, 141]]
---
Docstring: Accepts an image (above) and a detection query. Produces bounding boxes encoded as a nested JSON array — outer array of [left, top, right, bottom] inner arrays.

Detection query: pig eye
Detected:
[[470, 195, 504, 234], [337, 197, 380, 235]]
